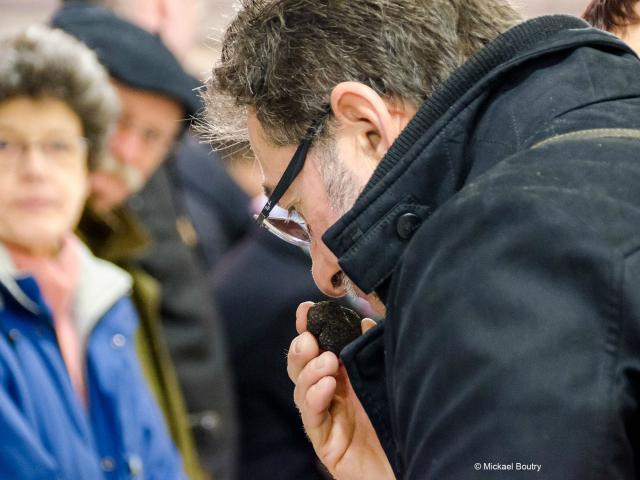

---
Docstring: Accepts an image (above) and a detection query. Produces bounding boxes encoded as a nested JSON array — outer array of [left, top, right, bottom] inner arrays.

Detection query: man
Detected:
[[62, 0, 255, 269], [584, 0, 640, 51], [204, 1, 640, 479], [62, 0, 202, 66], [52, 4, 238, 479]]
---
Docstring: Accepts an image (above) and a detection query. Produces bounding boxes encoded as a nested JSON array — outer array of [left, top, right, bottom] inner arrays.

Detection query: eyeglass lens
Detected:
[[264, 217, 310, 243]]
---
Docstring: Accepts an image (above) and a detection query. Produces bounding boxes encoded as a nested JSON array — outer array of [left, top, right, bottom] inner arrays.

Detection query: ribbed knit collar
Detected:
[[364, 15, 594, 196]]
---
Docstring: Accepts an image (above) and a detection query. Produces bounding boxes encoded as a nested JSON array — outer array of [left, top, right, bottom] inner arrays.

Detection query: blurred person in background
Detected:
[[63, 0, 201, 62], [0, 24, 185, 479], [583, 0, 640, 51], [210, 146, 336, 480], [52, 4, 238, 479], [61, 0, 254, 270], [73, 4, 370, 478]]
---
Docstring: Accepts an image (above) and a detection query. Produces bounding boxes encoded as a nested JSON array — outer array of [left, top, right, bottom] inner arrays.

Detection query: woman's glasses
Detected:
[[0, 134, 88, 169]]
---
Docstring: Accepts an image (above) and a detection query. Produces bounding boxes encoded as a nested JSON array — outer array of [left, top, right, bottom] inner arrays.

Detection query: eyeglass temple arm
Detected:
[[255, 104, 331, 225], [255, 139, 312, 225]]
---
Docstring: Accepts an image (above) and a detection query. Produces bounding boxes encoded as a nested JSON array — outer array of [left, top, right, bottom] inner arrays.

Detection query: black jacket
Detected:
[[128, 163, 238, 479], [324, 16, 640, 479], [172, 133, 252, 270], [212, 227, 330, 480]]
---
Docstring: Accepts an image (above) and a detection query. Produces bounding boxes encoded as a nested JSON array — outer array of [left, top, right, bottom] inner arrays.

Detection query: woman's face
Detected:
[[0, 97, 89, 255]]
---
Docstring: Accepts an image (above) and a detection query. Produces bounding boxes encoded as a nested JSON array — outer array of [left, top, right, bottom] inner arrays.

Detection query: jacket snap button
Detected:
[[396, 213, 421, 240], [100, 457, 114, 472], [111, 333, 126, 348], [8, 329, 20, 343], [199, 411, 221, 431]]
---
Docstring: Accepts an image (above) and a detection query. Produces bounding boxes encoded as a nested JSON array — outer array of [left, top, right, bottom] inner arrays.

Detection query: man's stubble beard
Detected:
[[317, 140, 384, 312], [99, 154, 145, 194]]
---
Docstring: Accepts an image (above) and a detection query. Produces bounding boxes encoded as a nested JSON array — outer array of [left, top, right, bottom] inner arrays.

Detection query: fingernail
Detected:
[[294, 337, 302, 354]]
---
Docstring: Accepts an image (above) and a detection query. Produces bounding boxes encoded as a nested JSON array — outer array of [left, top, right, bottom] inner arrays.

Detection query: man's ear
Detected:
[[330, 81, 414, 161]]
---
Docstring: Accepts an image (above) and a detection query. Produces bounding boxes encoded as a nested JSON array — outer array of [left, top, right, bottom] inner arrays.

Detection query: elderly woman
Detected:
[[0, 25, 185, 479]]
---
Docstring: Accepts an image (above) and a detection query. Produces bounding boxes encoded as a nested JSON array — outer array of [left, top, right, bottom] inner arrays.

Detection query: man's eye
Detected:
[[0, 139, 11, 150], [143, 129, 163, 144], [47, 140, 73, 153]]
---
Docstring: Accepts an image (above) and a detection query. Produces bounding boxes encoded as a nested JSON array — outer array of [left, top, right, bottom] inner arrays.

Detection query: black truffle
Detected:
[[307, 301, 362, 355]]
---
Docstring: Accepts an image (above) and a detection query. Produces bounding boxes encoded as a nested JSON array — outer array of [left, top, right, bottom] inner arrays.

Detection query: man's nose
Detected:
[[111, 129, 142, 166], [310, 244, 347, 298]]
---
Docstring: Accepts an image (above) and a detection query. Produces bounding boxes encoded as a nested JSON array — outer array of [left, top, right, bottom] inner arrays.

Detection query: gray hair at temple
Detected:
[[0, 24, 118, 169], [203, 0, 521, 147]]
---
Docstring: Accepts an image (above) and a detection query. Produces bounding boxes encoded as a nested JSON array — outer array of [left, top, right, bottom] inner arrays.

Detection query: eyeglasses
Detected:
[[253, 208, 311, 248], [254, 106, 330, 247], [0, 135, 88, 169]]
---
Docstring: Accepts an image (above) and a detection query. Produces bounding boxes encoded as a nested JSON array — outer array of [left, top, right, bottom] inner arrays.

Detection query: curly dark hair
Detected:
[[583, 0, 640, 31], [0, 25, 118, 169]]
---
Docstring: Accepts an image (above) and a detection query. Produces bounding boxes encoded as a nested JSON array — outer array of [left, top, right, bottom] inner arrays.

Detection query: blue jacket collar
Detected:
[[0, 239, 131, 347]]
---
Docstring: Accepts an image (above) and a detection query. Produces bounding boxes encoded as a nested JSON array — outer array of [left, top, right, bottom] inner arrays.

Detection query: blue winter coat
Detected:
[[0, 242, 186, 479]]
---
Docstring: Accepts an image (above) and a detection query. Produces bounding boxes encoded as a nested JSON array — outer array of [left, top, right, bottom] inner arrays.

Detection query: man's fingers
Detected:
[[302, 375, 337, 431], [293, 351, 339, 408], [361, 318, 377, 334], [287, 331, 319, 382], [295, 301, 315, 334]]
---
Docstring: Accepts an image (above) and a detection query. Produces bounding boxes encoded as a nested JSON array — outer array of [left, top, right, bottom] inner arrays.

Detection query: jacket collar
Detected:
[[73, 241, 132, 346], [322, 15, 632, 297], [0, 246, 39, 314], [0, 239, 131, 344], [77, 205, 150, 263]]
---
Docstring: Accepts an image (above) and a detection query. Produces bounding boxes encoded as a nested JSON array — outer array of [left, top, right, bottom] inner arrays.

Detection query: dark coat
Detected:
[[324, 16, 640, 479], [127, 163, 238, 479], [171, 133, 252, 270], [211, 227, 329, 480]]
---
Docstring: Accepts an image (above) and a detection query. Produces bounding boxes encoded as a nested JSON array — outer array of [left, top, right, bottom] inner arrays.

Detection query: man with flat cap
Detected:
[[52, 4, 238, 479]]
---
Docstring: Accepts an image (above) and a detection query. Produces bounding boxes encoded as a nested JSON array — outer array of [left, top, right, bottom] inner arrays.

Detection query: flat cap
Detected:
[[51, 3, 201, 120]]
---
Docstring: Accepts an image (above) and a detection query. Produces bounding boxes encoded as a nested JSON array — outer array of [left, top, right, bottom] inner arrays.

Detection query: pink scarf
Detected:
[[8, 236, 86, 405]]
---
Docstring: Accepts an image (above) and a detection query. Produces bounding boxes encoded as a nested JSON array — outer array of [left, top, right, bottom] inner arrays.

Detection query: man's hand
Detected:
[[287, 302, 395, 480]]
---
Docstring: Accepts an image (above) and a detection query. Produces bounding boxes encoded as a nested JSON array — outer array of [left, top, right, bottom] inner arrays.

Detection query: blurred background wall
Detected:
[[0, 0, 590, 79]]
